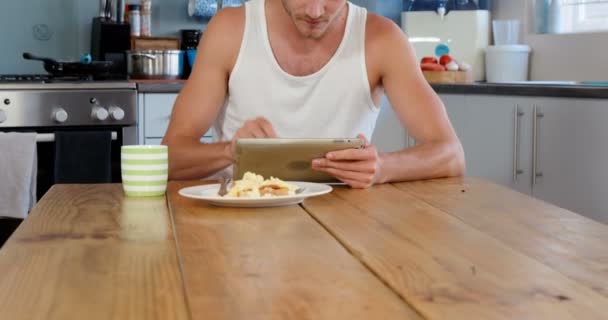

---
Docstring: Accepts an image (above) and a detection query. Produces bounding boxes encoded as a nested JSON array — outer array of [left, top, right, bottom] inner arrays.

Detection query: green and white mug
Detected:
[[121, 145, 168, 197]]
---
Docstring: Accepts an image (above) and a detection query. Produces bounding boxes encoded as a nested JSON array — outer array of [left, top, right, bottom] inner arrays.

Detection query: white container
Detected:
[[402, 10, 490, 81], [485, 45, 531, 83], [492, 20, 521, 45]]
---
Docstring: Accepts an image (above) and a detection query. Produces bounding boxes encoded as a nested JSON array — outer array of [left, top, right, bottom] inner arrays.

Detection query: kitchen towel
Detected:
[[54, 131, 112, 184], [0, 132, 37, 219]]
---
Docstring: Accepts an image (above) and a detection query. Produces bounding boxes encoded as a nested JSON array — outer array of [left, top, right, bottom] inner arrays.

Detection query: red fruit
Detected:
[[439, 55, 453, 66], [421, 56, 438, 64], [421, 63, 446, 71]]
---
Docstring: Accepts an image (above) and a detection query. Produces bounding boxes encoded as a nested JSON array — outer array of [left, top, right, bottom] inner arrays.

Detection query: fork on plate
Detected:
[[217, 176, 232, 197]]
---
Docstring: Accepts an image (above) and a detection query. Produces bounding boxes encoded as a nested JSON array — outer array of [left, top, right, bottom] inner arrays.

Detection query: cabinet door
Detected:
[[144, 94, 178, 138], [143, 93, 213, 141], [443, 94, 533, 195], [532, 98, 608, 223], [371, 95, 409, 152]]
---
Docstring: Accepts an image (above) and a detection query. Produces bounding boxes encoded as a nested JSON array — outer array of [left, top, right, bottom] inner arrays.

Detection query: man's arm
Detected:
[[312, 15, 464, 187], [372, 16, 465, 183], [162, 8, 243, 180]]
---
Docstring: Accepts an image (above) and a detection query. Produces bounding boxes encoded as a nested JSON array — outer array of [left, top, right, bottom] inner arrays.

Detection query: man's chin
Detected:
[[297, 26, 327, 39]]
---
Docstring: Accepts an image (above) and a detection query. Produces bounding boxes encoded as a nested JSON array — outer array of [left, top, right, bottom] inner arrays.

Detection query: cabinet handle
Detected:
[[513, 105, 524, 181], [533, 105, 544, 186]]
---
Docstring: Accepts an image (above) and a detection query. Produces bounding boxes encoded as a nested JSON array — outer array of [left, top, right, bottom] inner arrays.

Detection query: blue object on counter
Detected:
[[80, 54, 92, 64], [188, 0, 218, 19], [188, 0, 243, 19], [187, 49, 197, 68], [435, 44, 450, 57]]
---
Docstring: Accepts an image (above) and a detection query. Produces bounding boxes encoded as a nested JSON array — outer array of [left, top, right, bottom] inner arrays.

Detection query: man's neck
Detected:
[[267, 0, 349, 53]]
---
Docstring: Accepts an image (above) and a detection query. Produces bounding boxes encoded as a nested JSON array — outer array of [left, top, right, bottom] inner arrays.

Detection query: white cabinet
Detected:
[[138, 93, 212, 145], [532, 98, 608, 223], [444, 95, 535, 195], [371, 95, 409, 152], [441, 93, 608, 223]]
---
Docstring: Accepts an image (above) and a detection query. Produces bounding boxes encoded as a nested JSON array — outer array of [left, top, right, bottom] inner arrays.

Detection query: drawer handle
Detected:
[[513, 105, 524, 181], [533, 105, 544, 186]]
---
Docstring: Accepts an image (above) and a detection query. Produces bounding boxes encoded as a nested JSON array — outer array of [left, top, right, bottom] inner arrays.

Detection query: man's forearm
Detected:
[[164, 140, 233, 180], [377, 140, 465, 184]]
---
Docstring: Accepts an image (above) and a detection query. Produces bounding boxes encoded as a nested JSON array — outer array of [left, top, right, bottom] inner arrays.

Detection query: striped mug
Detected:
[[121, 145, 168, 197]]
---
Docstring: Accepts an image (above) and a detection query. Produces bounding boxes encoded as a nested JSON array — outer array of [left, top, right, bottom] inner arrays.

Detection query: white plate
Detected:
[[178, 182, 333, 207]]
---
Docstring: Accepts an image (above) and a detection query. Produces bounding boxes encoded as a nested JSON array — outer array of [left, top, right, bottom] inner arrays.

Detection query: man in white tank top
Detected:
[[163, 0, 465, 188]]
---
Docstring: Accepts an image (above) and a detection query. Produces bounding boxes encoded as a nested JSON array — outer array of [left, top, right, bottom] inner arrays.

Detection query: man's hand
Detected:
[[311, 134, 382, 189], [227, 117, 278, 158], [233, 117, 278, 140]]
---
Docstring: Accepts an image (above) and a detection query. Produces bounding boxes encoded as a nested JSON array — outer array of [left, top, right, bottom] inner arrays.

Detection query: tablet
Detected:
[[233, 138, 365, 183]]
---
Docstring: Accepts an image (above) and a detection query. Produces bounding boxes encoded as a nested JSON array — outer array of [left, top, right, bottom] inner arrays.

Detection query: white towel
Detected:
[[0, 132, 37, 219]]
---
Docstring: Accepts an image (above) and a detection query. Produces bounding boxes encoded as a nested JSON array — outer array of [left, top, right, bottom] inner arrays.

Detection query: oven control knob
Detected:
[[0, 109, 6, 123], [109, 106, 125, 121], [53, 108, 68, 123], [92, 106, 109, 121]]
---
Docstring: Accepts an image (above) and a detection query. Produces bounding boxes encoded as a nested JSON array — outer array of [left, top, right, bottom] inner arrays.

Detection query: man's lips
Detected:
[[303, 19, 323, 27]]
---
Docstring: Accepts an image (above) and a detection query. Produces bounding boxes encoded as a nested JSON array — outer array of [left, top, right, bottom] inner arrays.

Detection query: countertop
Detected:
[[136, 80, 608, 98], [133, 80, 186, 93], [432, 82, 608, 99], [1, 178, 607, 319]]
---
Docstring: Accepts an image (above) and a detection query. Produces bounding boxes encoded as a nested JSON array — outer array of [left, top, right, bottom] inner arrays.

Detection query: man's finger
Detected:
[[256, 117, 278, 138], [312, 158, 376, 174], [326, 147, 375, 161], [357, 134, 370, 147], [247, 125, 267, 138], [313, 166, 373, 186]]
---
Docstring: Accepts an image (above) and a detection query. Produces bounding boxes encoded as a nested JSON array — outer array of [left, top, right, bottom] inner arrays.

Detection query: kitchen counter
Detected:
[[134, 80, 608, 98], [1, 178, 607, 319], [133, 80, 186, 93], [432, 82, 608, 99]]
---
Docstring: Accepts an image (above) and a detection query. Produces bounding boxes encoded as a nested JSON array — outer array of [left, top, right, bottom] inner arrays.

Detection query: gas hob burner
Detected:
[[0, 74, 96, 83]]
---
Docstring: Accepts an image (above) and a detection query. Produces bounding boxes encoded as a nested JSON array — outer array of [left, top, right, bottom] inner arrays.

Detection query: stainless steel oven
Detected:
[[0, 79, 137, 244]]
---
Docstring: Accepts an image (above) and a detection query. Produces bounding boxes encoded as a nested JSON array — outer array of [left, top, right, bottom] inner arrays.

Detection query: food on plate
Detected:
[[420, 56, 439, 65], [421, 62, 446, 71], [439, 54, 454, 66], [225, 172, 297, 198]]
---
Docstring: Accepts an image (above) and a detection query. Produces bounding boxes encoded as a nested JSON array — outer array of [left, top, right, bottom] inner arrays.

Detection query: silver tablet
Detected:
[[233, 138, 365, 183]]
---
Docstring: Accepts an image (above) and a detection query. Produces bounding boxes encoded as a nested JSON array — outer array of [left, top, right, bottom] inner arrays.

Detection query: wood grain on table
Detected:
[[166, 181, 423, 320], [302, 182, 608, 320], [395, 177, 608, 298], [2, 179, 607, 320], [0, 185, 189, 320]]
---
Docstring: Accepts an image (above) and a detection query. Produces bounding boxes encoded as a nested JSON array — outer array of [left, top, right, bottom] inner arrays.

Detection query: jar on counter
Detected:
[[140, 0, 152, 37], [128, 4, 141, 36]]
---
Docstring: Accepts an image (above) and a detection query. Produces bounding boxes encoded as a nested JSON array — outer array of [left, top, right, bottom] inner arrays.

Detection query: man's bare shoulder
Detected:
[[207, 6, 245, 33], [364, 13, 415, 76], [199, 6, 246, 69], [365, 13, 407, 45]]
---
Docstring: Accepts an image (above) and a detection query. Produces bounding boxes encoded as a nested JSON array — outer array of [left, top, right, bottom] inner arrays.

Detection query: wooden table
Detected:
[[1, 178, 607, 319]]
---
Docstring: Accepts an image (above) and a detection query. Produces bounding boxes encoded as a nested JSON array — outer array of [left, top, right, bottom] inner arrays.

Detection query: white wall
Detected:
[[493, 0, 608, 81]]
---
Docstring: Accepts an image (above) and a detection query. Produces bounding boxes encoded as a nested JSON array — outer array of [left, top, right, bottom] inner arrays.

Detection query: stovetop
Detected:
[[0, 74, 135, 90]]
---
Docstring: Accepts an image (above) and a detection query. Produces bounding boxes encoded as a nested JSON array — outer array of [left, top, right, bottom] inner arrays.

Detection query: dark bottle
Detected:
[[477, 0, 491, 10], [454, 0, 478, 10]]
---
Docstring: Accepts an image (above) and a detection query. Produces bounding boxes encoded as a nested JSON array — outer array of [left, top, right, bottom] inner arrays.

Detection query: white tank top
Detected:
[[212, 0, 380, 142]]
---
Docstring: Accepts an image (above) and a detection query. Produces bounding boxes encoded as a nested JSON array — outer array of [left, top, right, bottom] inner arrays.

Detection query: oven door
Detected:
[[0, 125, 136, 246], [10, 126, 135, 199]]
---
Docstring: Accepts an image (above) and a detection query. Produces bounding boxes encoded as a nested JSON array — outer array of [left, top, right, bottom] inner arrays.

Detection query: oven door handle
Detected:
[[36, 132, 117, 143]]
